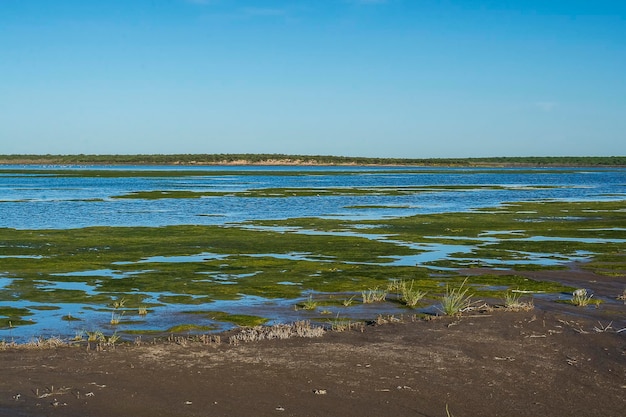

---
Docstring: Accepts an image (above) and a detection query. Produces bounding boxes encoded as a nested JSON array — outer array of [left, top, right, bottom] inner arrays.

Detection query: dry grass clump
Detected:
[[1, 336, 67, 350], [329, 314, 364, 332], [229, 321, 324, 345], [0, 340, 18, 350], [503, 291, 534, 311], [24, 336, 66, 349], [375, 314, 404, 325]]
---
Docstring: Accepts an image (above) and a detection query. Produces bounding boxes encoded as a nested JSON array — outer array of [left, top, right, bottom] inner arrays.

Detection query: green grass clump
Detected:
[[61, 313, 81, 322], [362, 288, 387, 303], [570, 289, 599, 307], [297, 295, 318, 310], [439, 279, 473, 316], [392, 279, 428, 307]]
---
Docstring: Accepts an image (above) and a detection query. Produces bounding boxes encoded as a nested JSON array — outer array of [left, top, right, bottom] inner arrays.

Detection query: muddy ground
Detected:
[[1, 268, 624, 417]]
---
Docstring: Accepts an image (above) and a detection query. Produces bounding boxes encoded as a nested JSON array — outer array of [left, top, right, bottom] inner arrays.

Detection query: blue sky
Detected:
[[1, 0, 624, 158]]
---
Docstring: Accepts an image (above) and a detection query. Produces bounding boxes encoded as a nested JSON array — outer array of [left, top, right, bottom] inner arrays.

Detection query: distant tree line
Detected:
[[0, 154, 624, 166]]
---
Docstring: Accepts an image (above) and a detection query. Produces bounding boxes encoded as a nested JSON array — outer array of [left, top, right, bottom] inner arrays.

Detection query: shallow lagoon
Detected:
[[0, 166, 624, 342]]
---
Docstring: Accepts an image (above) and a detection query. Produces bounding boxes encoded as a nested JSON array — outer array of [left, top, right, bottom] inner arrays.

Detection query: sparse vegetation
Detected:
[[329, 314, 352, 332], [228, 321, 324, 345]]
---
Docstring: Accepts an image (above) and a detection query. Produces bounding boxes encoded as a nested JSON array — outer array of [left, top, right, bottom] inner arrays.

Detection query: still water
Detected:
[[1, 165, 624, 229]]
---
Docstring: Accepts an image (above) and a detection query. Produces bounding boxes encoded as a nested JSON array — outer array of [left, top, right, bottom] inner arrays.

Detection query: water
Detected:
[[1, 165, 624, 229]]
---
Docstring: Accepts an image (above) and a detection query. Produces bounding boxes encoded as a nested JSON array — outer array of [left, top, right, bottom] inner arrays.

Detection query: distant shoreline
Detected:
[[0, 154, 625, 167]]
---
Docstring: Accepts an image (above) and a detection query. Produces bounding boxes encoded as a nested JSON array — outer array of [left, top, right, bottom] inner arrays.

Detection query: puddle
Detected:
[[194, 271, 260, 284], [383, 242, 475, 267], [51, 269, 151, 279], [35, 281, 99, 295], [114, 252, 228, 264], [246, 252, 336, 262], [523, 236, 626, 243]]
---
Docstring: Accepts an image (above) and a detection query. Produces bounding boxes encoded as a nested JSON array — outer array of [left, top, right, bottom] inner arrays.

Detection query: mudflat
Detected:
[[1, 268, 624, 417]]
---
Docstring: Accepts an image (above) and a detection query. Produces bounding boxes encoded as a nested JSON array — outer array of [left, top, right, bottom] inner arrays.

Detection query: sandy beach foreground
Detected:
[[1, 268, 624, 417]]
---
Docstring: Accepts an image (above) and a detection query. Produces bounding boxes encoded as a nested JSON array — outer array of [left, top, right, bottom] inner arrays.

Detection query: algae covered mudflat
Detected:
[[0, 166, 624, 341]]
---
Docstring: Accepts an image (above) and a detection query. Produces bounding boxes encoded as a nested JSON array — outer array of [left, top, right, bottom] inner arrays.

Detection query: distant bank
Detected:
[[0, 154, 624, 167]]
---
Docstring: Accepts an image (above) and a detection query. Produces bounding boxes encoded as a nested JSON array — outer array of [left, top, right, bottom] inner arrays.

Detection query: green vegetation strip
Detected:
[[0, 153, 624, 166], [112, 185, 563, 200]]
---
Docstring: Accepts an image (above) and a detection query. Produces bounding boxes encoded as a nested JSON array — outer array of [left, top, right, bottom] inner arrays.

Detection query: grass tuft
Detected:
[[571, 289, 594, 307], [503, 290, 534, 311], [110, 311, 124, 325], [342, 295, 356, 307], [398, 280, 428, 307], [228, 321, 324, 345], [439, 278, 473, 316], [298, 294, 318, 310], [362, 287, 387, 303]]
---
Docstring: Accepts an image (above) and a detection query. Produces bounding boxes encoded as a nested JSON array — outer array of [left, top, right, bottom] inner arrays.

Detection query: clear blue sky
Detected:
[[1, 0, 624, 158]]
